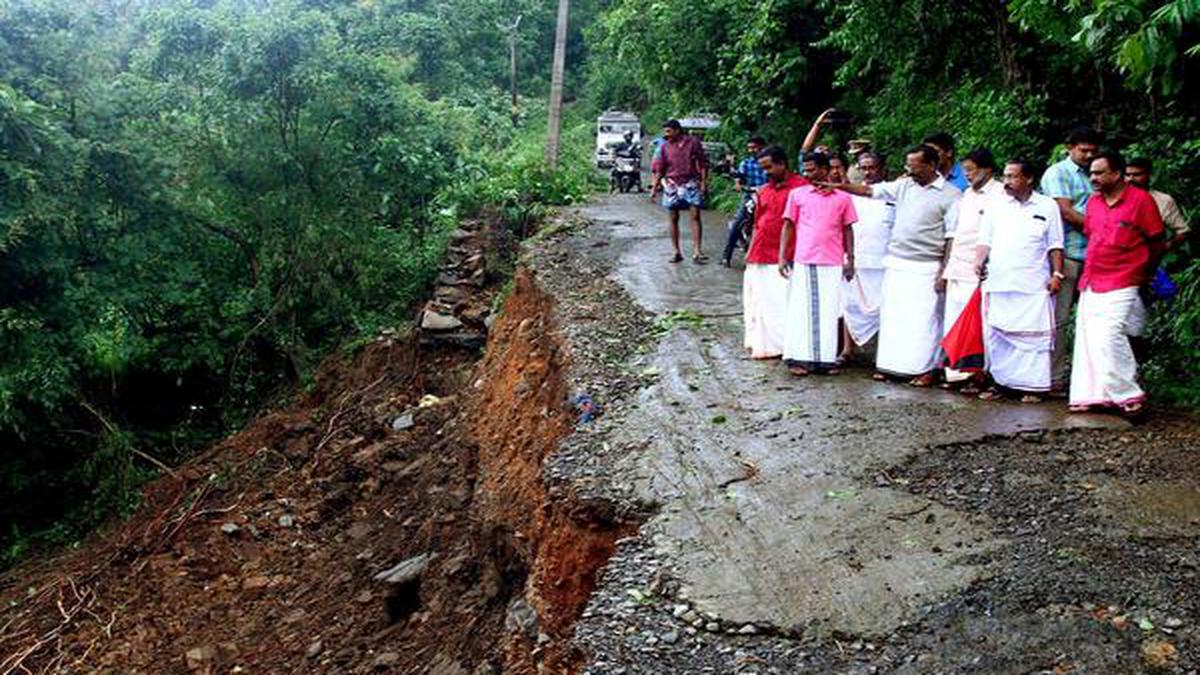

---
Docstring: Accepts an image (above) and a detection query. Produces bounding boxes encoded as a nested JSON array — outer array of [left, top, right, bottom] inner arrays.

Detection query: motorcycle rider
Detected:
[[610, 130, 643, 192], [720, 136, 769, 267]]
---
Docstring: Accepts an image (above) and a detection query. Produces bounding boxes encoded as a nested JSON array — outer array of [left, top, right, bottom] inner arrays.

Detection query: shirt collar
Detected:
[[1060, 156, 1088, 176], [927, 175, 947, 190], [970, 179, 1000, 195], [1003, 191, 1036, 206]]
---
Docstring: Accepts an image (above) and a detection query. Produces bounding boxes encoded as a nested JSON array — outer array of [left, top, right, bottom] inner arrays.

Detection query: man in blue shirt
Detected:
[[922, 132, 969, 191], [721, 136, 769, 267], [1040, 125, 1101, 394]]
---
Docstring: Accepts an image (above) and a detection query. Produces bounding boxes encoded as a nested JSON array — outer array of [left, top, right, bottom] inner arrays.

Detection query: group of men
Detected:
[[649, 115, 1189, 414]]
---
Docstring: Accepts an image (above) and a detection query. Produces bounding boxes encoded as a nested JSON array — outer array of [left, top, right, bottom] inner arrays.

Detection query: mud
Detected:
[[3, 192, 1196, 675], [548, 194, 1198, 673], [0, 214, 632, 675]]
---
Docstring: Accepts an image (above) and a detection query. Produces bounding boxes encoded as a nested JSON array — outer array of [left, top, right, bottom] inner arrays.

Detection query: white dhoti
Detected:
[[783, 264, 842, 370], [1069, 287, 1146, 407], [877, 256, 943, 377], [943, 279, 978, 383], [743, 263, 789, 358], [842, 268, 884, 346], [984, 291, 1054, 392]]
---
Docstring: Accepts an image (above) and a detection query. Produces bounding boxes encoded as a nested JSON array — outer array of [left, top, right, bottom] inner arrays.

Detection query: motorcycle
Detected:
[[609, 144, 643, 193]]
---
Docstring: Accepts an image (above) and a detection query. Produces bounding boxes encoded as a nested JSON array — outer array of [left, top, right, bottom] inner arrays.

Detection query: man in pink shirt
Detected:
[[1069, 151, 1165, 415], [743, 146, 809, 359], [778, 153, 857, 375]]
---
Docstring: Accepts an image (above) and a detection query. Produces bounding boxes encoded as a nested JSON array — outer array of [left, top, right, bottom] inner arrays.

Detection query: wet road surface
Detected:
[[574, 193, 1125, 637]]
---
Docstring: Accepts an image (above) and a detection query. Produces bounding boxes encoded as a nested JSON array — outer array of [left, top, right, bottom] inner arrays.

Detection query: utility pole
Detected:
[[499, 14, 522, 127], [544, 0, 569, 168]]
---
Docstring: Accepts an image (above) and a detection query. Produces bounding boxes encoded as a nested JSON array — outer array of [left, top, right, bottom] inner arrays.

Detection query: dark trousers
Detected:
[[721, 197, 753, 263]]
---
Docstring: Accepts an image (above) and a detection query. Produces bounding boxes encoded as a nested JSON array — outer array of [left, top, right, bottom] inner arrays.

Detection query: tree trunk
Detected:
[[990, 0, 1021, 88], [545, 0, 569, 168], [505, 15, 522, 127]]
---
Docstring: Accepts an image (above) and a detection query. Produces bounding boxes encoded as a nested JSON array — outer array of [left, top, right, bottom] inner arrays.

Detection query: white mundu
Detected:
[[843, 195, 892, 345], [743, 264, 789, 358], [979, 191, 1064, 392]]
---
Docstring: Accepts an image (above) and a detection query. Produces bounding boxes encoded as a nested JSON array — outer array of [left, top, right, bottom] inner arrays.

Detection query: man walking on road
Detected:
[[1041, 126, 1102, 394], [831, 145, 961, 386], [841, 151, 892, 359], [1069, 151, 1165, 415], [942, 148, 1003, 390], [974, 159, 1065, 402], [1126, 157, 1190, 249], [743, 146, 808, 359], [779, 153, 857, 375], [721, 136, 769, 267], [650, 119, 710, 263]]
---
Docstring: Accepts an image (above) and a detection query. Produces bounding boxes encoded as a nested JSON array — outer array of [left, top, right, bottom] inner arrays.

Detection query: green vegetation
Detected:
[[588, 0, 1198, 406], [2, 0, 1197, 566], [0, 0, 599, 565]]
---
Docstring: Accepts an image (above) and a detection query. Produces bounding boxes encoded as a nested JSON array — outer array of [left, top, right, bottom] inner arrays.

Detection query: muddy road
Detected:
[[541, 193, 1200, 673]]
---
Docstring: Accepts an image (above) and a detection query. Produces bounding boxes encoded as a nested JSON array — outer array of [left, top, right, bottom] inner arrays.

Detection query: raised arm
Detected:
[[802, 108, 835, 154], [822, 181, 873, 197]]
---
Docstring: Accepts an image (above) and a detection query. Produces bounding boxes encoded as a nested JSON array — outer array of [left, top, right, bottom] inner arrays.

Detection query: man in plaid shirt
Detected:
[[1040, 125, 1102, 394], [721, 137, 769, 267]]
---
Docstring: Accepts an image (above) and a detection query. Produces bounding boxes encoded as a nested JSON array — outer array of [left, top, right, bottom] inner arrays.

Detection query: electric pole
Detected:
[[544, 0, 569, 168], [499, 14, 522, 127]]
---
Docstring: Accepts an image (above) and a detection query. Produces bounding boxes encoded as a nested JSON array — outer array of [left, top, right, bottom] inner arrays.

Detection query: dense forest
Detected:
[[2, 0, 1197, 564]]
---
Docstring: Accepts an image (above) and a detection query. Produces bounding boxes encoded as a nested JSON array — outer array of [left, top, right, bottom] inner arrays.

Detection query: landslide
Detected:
[[0, 218, 629, 675]]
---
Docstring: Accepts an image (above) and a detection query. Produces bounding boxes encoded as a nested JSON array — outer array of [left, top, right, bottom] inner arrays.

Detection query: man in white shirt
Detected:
[[841, 151, 893, 361], [974, 159, 1065, 402], [942, 148, 1004, 389]]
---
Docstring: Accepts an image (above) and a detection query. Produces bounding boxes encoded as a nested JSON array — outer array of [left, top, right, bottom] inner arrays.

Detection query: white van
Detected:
[[595, 111, 641, 168]]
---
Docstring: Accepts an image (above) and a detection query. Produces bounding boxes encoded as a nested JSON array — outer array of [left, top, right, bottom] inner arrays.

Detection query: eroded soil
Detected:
[[2, 194, 1196, 675]]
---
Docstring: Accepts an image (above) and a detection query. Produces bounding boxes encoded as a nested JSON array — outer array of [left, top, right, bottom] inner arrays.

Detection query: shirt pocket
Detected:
[[1110, 221, 1143, 250]]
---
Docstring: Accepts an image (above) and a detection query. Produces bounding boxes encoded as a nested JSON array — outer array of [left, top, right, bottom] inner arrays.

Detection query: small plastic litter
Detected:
[[571, 393, 602, 424]]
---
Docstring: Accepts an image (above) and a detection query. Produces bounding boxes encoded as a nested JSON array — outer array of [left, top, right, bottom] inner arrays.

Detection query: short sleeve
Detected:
[[1081, 197, 1096, 238], [783, 190, 801, 224], [978, 209, 994, 247], [1138, 192, 1165, 238], [871, 180, 899, 201], [1159, 194, 1190, 236], [841, 194, 858, 227], [943, 198, 960, 237], [1040, 164, 1070, 200]]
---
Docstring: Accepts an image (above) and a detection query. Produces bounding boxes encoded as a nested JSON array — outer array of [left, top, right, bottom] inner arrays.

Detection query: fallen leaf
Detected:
[[1141, 639, 1178, 670]]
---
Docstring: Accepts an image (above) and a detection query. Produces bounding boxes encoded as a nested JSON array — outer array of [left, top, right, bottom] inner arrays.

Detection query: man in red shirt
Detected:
[[650, 119, 710, 263], [1069, 151, 1166, 415], [743, 146, 808, 359]]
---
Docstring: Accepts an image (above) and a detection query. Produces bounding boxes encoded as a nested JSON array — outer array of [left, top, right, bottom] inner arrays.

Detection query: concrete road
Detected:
[[572, 192, 1124, 638]]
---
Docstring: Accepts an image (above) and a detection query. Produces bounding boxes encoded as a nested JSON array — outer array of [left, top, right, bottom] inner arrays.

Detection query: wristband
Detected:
[[1052, 271, 1065, 280]]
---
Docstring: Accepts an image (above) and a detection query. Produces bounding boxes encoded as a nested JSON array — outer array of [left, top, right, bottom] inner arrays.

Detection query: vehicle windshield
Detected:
[[598, 122, 640, 135]]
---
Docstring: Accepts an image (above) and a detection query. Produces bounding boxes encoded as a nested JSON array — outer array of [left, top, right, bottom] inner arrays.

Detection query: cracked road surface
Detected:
[[569, 193, 1140, 650]]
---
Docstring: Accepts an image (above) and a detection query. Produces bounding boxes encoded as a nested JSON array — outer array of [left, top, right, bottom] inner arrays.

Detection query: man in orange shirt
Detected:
[[1069, 151, 1166, 415]]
